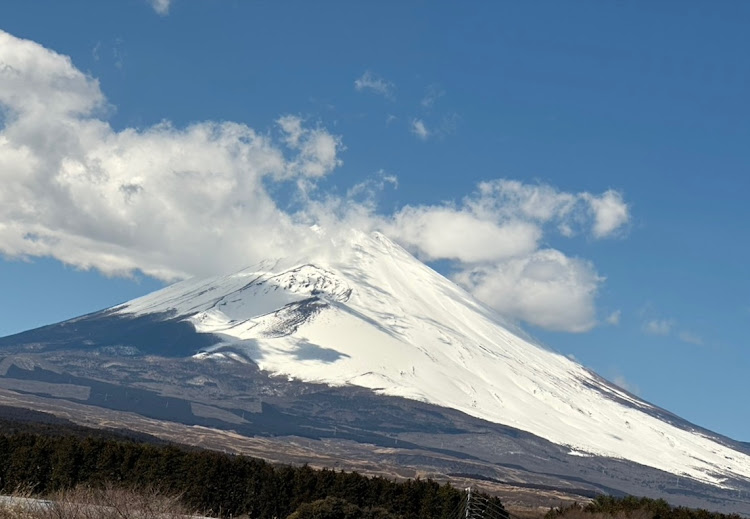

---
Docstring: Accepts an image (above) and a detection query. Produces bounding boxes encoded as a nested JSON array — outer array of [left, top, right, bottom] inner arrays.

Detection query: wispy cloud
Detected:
[[583, 190, 630, 238], [642, 314, 704, 346], [470, 180, 630, 240], [421, 84, 445, 109], [112, 38, 125, 69], [354, 71, 395, 99], [612, 374, 640, 395], [346, 170, 398, 207], [643, 319, 674, 336], [148, 0, 171, 15], [606, 310, 621, 325], [0, 30, 632, 334], [436, 112, 460, 138], [678, 331, 704, 346], [91, 39, 126, 70], [410, 118, 430, 140]]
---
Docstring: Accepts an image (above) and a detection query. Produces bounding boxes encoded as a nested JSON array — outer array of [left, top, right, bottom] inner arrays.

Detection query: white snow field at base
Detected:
[[116, 231, 750, 487]]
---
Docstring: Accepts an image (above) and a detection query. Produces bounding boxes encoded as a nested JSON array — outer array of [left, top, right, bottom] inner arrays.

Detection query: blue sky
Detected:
[[0, 1, 748, 441]]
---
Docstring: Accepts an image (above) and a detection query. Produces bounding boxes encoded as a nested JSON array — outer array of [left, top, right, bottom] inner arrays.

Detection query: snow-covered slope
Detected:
[[116, 231, 750, 487]]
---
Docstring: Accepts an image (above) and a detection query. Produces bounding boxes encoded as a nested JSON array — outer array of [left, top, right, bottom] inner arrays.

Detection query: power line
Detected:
[[456, 487, 510, 519]]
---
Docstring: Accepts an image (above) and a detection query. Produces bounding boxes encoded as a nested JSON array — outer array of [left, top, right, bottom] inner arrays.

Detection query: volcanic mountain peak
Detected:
[[111, 231, 750, 488]]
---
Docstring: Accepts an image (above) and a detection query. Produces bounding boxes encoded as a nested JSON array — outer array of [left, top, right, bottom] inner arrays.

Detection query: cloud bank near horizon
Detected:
[[0, 30, 629, 333]]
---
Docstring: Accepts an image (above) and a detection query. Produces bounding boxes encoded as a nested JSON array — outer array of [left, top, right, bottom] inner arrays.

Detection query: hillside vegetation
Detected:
[[0, 426, 502, 518], [0, 416, 744, 519], [546, 495, 743, 519]]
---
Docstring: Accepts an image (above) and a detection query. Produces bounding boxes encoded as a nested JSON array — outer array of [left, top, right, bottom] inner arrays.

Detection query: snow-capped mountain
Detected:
[[111, 230, 750, 489], [2, 230, 749, 513]]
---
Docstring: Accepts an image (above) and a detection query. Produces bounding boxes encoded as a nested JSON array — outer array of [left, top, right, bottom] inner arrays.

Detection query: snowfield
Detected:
[[117, 231, 750, 487]]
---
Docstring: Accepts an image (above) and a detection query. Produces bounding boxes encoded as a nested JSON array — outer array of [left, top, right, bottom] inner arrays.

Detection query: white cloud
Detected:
[[148, 0, 171, 15], [378, 180, 628, 332], [472, 180, 577, 222], [678, 331, 703, 346], [387, 208, 540, 263], [641, 314, 703, 345], [0, 30, 340, 280], [472, 180, 630, 239], [411, 119, 429, 140], [606, 310, 621, 325], [277, 115, 342, 179], [354, 71, 394, 99], [643, 319, 674, 336], [584, 189, 630, 238], [346, 170, 398, 203], [409, 114, 459, 141], [612, 374, 640, 395], [0, 30, 631, 334], [454, 250, 601, 332], [0, 34, 104, 117]]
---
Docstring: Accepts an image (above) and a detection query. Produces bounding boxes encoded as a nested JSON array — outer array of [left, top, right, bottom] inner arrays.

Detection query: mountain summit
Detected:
[[113, 231, 750, 487]]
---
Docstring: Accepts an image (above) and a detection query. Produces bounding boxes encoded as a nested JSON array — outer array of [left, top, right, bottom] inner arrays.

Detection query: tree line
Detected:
[[545, 494, 743, 519], [0, 429, 506, 519]]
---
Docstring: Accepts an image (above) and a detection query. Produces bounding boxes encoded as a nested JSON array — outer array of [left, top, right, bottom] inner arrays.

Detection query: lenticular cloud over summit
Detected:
[[0, 29, 629, 332]]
